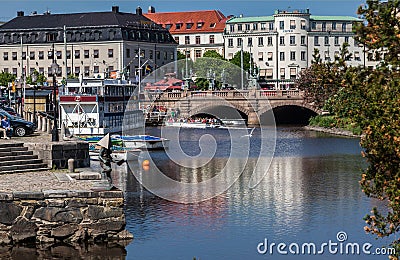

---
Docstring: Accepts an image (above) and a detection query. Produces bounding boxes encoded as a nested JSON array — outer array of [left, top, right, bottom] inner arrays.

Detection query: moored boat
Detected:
[[112, 134, 169, 150]]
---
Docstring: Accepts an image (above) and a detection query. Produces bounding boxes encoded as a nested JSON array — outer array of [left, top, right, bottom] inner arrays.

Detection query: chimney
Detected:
[[112, 6, 119, 13], [136, 6, 142, 15], [17, 11, 24, 17], [148, 6, 155, 13]]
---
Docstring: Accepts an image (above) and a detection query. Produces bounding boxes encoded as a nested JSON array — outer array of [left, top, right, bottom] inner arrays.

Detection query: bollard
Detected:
[[68, 159, 75, 173], [42, 117, 47, 132], [47, 119, 52, 134], [37, 115, 42, 130]]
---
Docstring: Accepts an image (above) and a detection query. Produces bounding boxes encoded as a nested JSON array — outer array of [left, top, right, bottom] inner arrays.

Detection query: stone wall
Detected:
[[0, 189, 133, 245], [24, 141, 90, 169]]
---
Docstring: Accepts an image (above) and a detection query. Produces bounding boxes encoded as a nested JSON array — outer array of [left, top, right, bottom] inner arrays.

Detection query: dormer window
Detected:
[[197, 21, 204, 29], [165, 24, 172, 30], [210, 23, 216, 28], [176, 22, 183, 30]]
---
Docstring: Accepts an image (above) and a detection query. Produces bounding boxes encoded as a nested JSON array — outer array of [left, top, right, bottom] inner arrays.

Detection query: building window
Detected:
[[163, 51, 167, 60], [176, 23, 182, 30], [290, 20, 296, 29], [93, 49, 99, 59], [238, 24, 243, 31], [38, 67, 44, 75], [48, 50, 54, 60], [301, 20, 306, 30], [174, 36, 179, 44], [345, 36, 349, 43], [12, 52, 17, 60], [3, 52, 8, 61], [334, 36, 339, 45], [261, 23, 266, 30], [325, 36, 329, 45], [266, 68, 273, 79], [258, 52, 263, 61], [197, 22, 203, 29], [290, 36, 295, 45], [149, 50, 153, 59], [267, 36, 273, 46], [245, 24, 250, 31], [22, 52, 26, 60], [290, 68, 297, 79], [66, 50, 71, 59], [46, 33, 57, 42], [267, 52, 273, 61], [311, 22, 316, 30], [314, 36, 319, 45], [12, 68, 17, 76], [126, 48, 130, 58], [39, 51, 44, 60], [74, 67, 80, 77], [248, 37, 252, 47], [67, 67, 71, 76], [170, 52, 174, 60], [108, 49, 113, 58], [342, 23, 347, 32], [258, 37, 263, 46], [325, 51, 330, 61], [269, 22, 274, 31], [279, 36, 285, 45], [253, 23, 258, 30], [301, 51, 306, 61], [56, 51, 62, 59], [74, 50, 80, 59], [3, 68, 8, 73], [93, 66, 99, 74], [279, 21, 284, 30], [156, 51, 160, 60], [237, 38, 242, 47], [195, 50, 202, 58], [280, 52, 285, 61], [195, 36, 200, 45], [185, 36, 190, 44], [332, 22, 337, 30], [84, 66, 90, 77], [301, 36, 306, 45], [280, 68, 285, 79], [84, 49, 89, 59], [290, 51, 296, 61], [29, 51, 35, 60], [230, 24, 235, 32], [209, 35, 215, 44], [322, 22, 326, 32], [186, 23, 193, 29], [228, 38, 233, 47]]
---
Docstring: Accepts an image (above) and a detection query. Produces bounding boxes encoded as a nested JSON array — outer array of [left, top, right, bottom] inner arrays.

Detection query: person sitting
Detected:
[[0, 116, 12, 139]]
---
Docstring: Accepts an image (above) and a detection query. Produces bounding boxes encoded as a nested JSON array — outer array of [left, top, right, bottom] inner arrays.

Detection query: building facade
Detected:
[[0, 6, 177, 83], [224, 9, 377, 89], [144, 7, 228, 61]]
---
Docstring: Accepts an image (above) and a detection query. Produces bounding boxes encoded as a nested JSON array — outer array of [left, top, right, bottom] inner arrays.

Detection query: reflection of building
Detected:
[[144, 6, 228, 61], [0, 6, 177, 82], [224, 9, 378, 89]]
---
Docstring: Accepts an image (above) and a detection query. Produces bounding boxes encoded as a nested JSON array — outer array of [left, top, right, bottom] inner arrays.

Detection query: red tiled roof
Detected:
[[144, 10, 227, 34]]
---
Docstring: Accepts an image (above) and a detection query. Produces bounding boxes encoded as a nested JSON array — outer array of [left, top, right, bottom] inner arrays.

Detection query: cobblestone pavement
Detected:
[[0, 131, 102, 192]]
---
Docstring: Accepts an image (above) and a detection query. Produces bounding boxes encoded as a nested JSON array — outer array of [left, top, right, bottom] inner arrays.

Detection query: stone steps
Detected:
[[0, 143, 50, 174]]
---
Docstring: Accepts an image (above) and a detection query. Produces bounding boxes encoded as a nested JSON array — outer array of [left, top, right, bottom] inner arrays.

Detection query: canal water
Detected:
[[118, 127, 392, 260]]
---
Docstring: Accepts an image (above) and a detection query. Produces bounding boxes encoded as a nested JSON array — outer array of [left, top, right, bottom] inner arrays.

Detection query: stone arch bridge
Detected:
[[141, 89, 320, 126]]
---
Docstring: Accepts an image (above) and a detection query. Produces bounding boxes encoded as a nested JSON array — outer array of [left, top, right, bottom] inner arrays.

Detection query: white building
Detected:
[[224, 9, 377, 89]]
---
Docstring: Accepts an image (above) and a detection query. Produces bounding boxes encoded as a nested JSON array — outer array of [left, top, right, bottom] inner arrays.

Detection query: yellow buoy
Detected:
[[142, 159, 150, 167]]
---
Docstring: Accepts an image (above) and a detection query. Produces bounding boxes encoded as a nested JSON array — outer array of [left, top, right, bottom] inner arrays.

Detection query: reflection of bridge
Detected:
[[142, 89, 319, 126]]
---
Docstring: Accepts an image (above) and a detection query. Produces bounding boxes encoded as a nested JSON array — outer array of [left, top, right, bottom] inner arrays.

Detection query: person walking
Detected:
[[0, 116, 11, 139]]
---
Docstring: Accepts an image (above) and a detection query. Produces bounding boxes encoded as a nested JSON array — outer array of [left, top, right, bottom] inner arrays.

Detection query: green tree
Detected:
[[0, 72, 16, 88], [229, 51, 252, 72], [347, 1, 400, 257], [177, 51, 186, 60], [25, 70, 47, 86], [202, 50, 225, 60]]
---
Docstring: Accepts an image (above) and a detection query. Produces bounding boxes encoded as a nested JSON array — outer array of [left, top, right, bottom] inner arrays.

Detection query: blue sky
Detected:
[[0, 0, 366, 21]]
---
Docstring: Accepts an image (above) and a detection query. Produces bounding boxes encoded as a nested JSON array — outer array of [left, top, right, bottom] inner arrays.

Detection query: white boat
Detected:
[[112, 135, 169, 150], [59, 77, 143, 135], [220, 118, 247, 126], [89, 148, 142, 161]]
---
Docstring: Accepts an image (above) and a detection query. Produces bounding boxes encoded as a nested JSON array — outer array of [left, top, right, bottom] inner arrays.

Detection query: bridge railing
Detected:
[[144, 89, 304, 101]]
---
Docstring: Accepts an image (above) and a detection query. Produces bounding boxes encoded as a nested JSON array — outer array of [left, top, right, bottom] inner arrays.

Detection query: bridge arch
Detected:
[[257, 100, 321, 116], [188, 101, 252, 119], [258, 101, 319, 125]]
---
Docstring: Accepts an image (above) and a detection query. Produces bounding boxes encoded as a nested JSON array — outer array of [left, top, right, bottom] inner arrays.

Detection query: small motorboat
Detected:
[[111, 135, 169, 150]]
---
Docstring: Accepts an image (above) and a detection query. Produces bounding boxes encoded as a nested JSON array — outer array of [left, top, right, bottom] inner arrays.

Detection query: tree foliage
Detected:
[[25, 70, 47, 86], [0, 72, 16, 88], [177, 51, 186, 60], [202, 50, 225, 60], [229, 51, 252, 72]]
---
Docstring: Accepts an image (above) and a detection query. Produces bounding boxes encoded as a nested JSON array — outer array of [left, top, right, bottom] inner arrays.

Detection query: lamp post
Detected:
[[51, 59, 59, 142], [31, 73, 38, 127]]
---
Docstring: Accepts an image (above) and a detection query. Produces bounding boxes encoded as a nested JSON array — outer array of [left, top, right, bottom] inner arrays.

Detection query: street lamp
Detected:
[[30, 73, 38, 127], [51, 60, 59, 142]]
